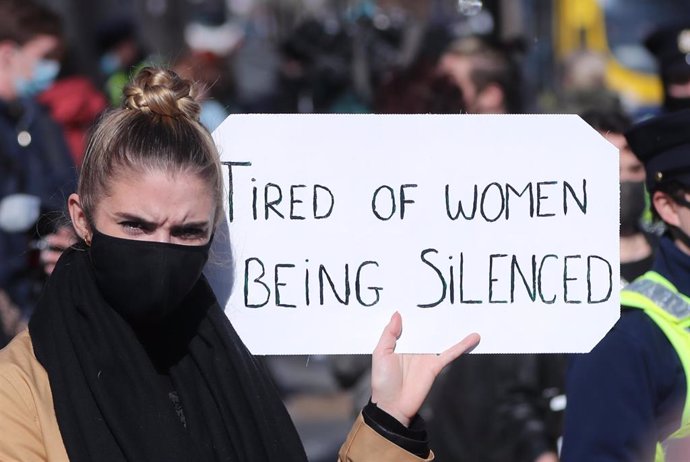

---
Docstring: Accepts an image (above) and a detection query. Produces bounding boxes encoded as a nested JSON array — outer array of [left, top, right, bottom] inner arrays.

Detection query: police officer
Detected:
[[646, 23, 690, 112], [562, 109, 690, 461]]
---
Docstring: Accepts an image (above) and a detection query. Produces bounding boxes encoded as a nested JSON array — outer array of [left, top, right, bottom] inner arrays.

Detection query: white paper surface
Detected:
[[206, 114, 620, 354]]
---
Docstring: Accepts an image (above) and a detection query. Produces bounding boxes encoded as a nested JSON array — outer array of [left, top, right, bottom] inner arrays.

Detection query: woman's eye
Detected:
[[174, 228, 207, 240], [120, 221, 147, 234]]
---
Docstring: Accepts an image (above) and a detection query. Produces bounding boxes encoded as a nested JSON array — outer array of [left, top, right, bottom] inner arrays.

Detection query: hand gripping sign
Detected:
[[207, 114, 620, 354]]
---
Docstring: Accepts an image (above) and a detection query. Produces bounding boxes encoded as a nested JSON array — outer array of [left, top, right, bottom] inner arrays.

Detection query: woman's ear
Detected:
[[67, 194, 92, 245], [653, 190, 681, 228]]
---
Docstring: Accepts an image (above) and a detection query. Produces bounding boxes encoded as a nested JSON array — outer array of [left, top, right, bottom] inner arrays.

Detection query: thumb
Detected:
[[374, 311, 402, 356]]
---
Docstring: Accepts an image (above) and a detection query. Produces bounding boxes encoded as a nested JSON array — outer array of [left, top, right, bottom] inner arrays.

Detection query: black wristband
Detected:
[[362, 400, 430, 459]]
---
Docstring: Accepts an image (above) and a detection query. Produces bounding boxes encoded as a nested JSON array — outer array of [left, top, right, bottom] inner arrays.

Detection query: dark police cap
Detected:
[[645, 22, 690, 78], [625, 109, 690, 191]]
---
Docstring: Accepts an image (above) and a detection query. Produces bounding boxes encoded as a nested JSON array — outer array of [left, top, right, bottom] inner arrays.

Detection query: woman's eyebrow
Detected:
[[113, 213, 210, 228], [113, 212, 156, 227], [171, 221, 211, 229]]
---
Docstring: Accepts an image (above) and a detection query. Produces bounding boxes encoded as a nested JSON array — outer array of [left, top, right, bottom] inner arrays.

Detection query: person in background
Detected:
[[176, 12, 242, 131], [275, 18, 356, 114], [0, 0, 77, 345], [437, 35, 523, 114], [425, 353, 564, 462], [373, 38, 464, 115], [38, 54, 108, 166], [562, 109, 690, 461], [0, 66, 480, 461], [645, 22, 690, 113], [581, 108, 657, 285], [548, 50, 623, 115], [173, 51, 230, 132], [96, 17, 148, 107]]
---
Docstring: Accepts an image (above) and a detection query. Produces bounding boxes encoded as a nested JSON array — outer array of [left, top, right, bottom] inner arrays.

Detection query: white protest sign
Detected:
[[207, 114, 620, 354]]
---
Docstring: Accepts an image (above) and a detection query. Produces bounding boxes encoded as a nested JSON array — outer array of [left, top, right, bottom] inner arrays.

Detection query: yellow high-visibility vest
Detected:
[[621, 271, 690, 462]]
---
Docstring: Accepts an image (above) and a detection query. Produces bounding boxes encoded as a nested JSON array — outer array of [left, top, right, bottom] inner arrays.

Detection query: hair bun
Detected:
[[123, 67, 201, 121]]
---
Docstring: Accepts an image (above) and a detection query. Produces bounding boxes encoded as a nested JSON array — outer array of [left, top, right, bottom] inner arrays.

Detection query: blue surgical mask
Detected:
[[99, 52, 122, 75], [15, 59, 60, 98]]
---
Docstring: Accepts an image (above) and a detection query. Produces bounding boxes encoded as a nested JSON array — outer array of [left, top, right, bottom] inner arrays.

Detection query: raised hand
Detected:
[[371, 311, 480, 426]]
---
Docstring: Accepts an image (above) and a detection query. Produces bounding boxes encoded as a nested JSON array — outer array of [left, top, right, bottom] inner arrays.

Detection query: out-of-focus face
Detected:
[[655, 188, 690, 255], [604, 132, 645, 182], [70, 168, 215, 246], [438, 53, 477, 111], [6, 34, 59, 97], [14, 35, 58, 74], [438, 52, 506, 114], [668, 79, 690, 99]]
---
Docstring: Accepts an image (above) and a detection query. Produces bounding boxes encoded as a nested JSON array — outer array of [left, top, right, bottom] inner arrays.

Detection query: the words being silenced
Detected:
[[224, 161, 613, 310]]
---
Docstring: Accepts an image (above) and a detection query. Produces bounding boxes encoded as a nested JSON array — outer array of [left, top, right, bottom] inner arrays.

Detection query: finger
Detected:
[[437, 332, 481, 368], [373, 311, 402, 355], [45, 235, 72, 248], [40, 249, 56, 260], [58, 225, 75, 236]]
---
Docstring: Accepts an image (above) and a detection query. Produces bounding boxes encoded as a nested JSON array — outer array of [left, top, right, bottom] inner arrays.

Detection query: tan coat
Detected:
[[0, 331, 433, 462]]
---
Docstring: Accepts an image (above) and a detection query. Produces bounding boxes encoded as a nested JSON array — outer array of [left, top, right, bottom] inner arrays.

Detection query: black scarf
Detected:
[[29, 247, 308, 462]]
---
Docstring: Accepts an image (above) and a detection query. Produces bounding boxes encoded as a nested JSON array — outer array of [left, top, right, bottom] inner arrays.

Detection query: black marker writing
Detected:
[[445, 179, 588, 221]]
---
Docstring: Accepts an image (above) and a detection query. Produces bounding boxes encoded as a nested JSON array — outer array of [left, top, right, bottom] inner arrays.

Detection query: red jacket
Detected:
[[38, 76, 108, 166]]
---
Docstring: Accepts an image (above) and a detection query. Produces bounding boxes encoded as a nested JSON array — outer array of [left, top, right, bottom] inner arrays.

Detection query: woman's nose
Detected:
[[151, 230, 174, 244]]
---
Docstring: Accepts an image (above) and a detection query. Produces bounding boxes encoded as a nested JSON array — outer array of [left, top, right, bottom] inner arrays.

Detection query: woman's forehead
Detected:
[[99, 169, 215, 221]]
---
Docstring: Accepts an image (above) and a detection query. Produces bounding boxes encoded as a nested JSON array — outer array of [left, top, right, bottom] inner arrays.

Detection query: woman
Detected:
[[0, 67, 479, 461]]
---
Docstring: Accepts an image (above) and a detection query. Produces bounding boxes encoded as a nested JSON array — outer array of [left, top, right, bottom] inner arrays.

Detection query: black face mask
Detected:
[[620, 181, 646, 236], [88, 230, 211, 328]]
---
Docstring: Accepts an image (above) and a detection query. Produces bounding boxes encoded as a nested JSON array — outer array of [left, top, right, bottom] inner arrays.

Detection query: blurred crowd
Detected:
[[1, 0, 689, 461]]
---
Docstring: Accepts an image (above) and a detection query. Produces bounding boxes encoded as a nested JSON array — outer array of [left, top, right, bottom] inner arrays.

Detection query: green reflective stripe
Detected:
[[621, 290, 660, 312], [645, 309, 690, 430], [624, 278, 690, 320], [621, 272, 690, 447], [643, 271, 676, 287], [656, 443, 664, 462], [620, 290, 685, 330]]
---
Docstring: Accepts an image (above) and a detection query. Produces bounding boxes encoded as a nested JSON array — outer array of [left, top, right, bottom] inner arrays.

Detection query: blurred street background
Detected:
[[4, 1, 690, 460]]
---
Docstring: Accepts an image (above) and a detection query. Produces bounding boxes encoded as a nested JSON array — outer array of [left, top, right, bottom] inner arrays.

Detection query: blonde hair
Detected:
[[79, 67, 223, 225]]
